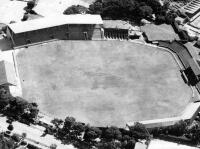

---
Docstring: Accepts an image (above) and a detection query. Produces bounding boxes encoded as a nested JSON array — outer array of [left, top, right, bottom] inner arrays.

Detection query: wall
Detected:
[[10, 24, 102, 47]]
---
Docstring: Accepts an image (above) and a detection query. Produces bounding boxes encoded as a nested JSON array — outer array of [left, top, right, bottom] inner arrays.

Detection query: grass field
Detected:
[[16, 41, 192, 127]]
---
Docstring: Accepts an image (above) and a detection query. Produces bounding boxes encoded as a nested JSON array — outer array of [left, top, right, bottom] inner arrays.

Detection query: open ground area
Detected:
[[16, 41, 192, 127], [0, 0, 93, 24]]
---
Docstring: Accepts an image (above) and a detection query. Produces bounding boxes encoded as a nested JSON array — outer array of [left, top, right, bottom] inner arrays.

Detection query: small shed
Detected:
[[0, 60, 16, 86]]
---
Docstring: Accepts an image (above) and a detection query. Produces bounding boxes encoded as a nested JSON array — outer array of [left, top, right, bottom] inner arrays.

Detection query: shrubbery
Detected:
[[87, 0, 168, 23], [49, 117, 150, 149], [0, 87, 39, 125]]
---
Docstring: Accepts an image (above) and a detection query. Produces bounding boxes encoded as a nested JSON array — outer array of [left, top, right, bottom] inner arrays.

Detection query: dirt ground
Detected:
[[16, 41, 192, 127]]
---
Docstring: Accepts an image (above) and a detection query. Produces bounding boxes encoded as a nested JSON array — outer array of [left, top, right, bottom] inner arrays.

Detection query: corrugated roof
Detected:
[[103, 20, 138, 30], [8, 14, 103, 34], [0, 60, 16, 86], [188, 58, 200, 76]]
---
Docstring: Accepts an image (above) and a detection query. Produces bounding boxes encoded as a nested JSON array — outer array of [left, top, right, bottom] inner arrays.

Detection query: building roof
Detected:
[[184, 42, 200, 60], [8, 14, 103, 34], [0, 60, 16, 86], [188, 58, 200, 76], [103, 20, 139, 30], [141, 24, 180, 41]]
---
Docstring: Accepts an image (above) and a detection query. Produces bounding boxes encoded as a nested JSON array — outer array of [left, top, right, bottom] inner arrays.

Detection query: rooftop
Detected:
[[8, 14, 103, 34], [188, 58, 200, 76], [141, 24, 179, 41]]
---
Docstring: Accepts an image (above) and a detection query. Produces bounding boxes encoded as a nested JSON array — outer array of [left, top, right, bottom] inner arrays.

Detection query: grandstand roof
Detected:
[[8, 14, 103, 34], [188, 58, 200, 76]]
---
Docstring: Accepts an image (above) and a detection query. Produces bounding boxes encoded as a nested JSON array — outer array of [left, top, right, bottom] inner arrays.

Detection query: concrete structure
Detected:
[[127, 117, 181, 129], [103, 20, 141, 40], [0, 60, 16, 86], [127, 102, 200, 129], [6, 14, 103, 47]]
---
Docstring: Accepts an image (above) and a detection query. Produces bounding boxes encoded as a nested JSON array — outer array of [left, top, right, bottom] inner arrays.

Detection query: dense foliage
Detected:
[[88, 0, 169, 22], [0, 87, 39, 125], [48, 117, 150, 149], [63, 5, 88, 15]]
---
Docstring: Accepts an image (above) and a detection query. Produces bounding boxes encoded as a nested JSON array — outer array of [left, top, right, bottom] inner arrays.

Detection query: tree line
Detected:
[[64, 0, 170, 23], [43, 117, 151, 149]]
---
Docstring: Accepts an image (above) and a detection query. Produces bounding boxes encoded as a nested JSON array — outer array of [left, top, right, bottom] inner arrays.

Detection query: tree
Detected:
[[155, 15, 166, 24], [21, 13, 29, 21], [21, 133, 27, 139], [72, 122, 85, 137], [165, 12, 176, 24], [50, 144, 57, 149], [51, 118, 63, 128], [125, 139, 136, 149], [129, 122, 149, 139], [102, 0, 139, 20], [11, 133, 20, 143], [146, 0, 162, 14], [138, 5, 153, 19], [27, 1, 35, 9], [103, 126, 122, 141], [63, 117, 76, 131], [7, 124, 13, 131], [84, 127, 102, 142], [0, 87, 11, 100], [88, 0, 103, 14], [97, 141, 121, 149], [63, 5, 88, 14]]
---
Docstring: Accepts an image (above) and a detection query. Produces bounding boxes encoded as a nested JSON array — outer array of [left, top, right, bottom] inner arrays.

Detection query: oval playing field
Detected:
[[16, 41, 192, 127]]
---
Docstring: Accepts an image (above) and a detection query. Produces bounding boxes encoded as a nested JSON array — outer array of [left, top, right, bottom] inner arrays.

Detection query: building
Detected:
[[103, 20, 141, 40], [0, 60, 16, 86], [6, 14, 103, 48], [0, 60, 17, 94]]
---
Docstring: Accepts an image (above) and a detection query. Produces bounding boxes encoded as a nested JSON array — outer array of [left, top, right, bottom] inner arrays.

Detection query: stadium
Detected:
[[15, 40, 192, 127]]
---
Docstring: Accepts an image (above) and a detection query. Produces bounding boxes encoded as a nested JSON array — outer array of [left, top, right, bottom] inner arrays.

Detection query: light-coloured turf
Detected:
[[16, 41, 192, 127]]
